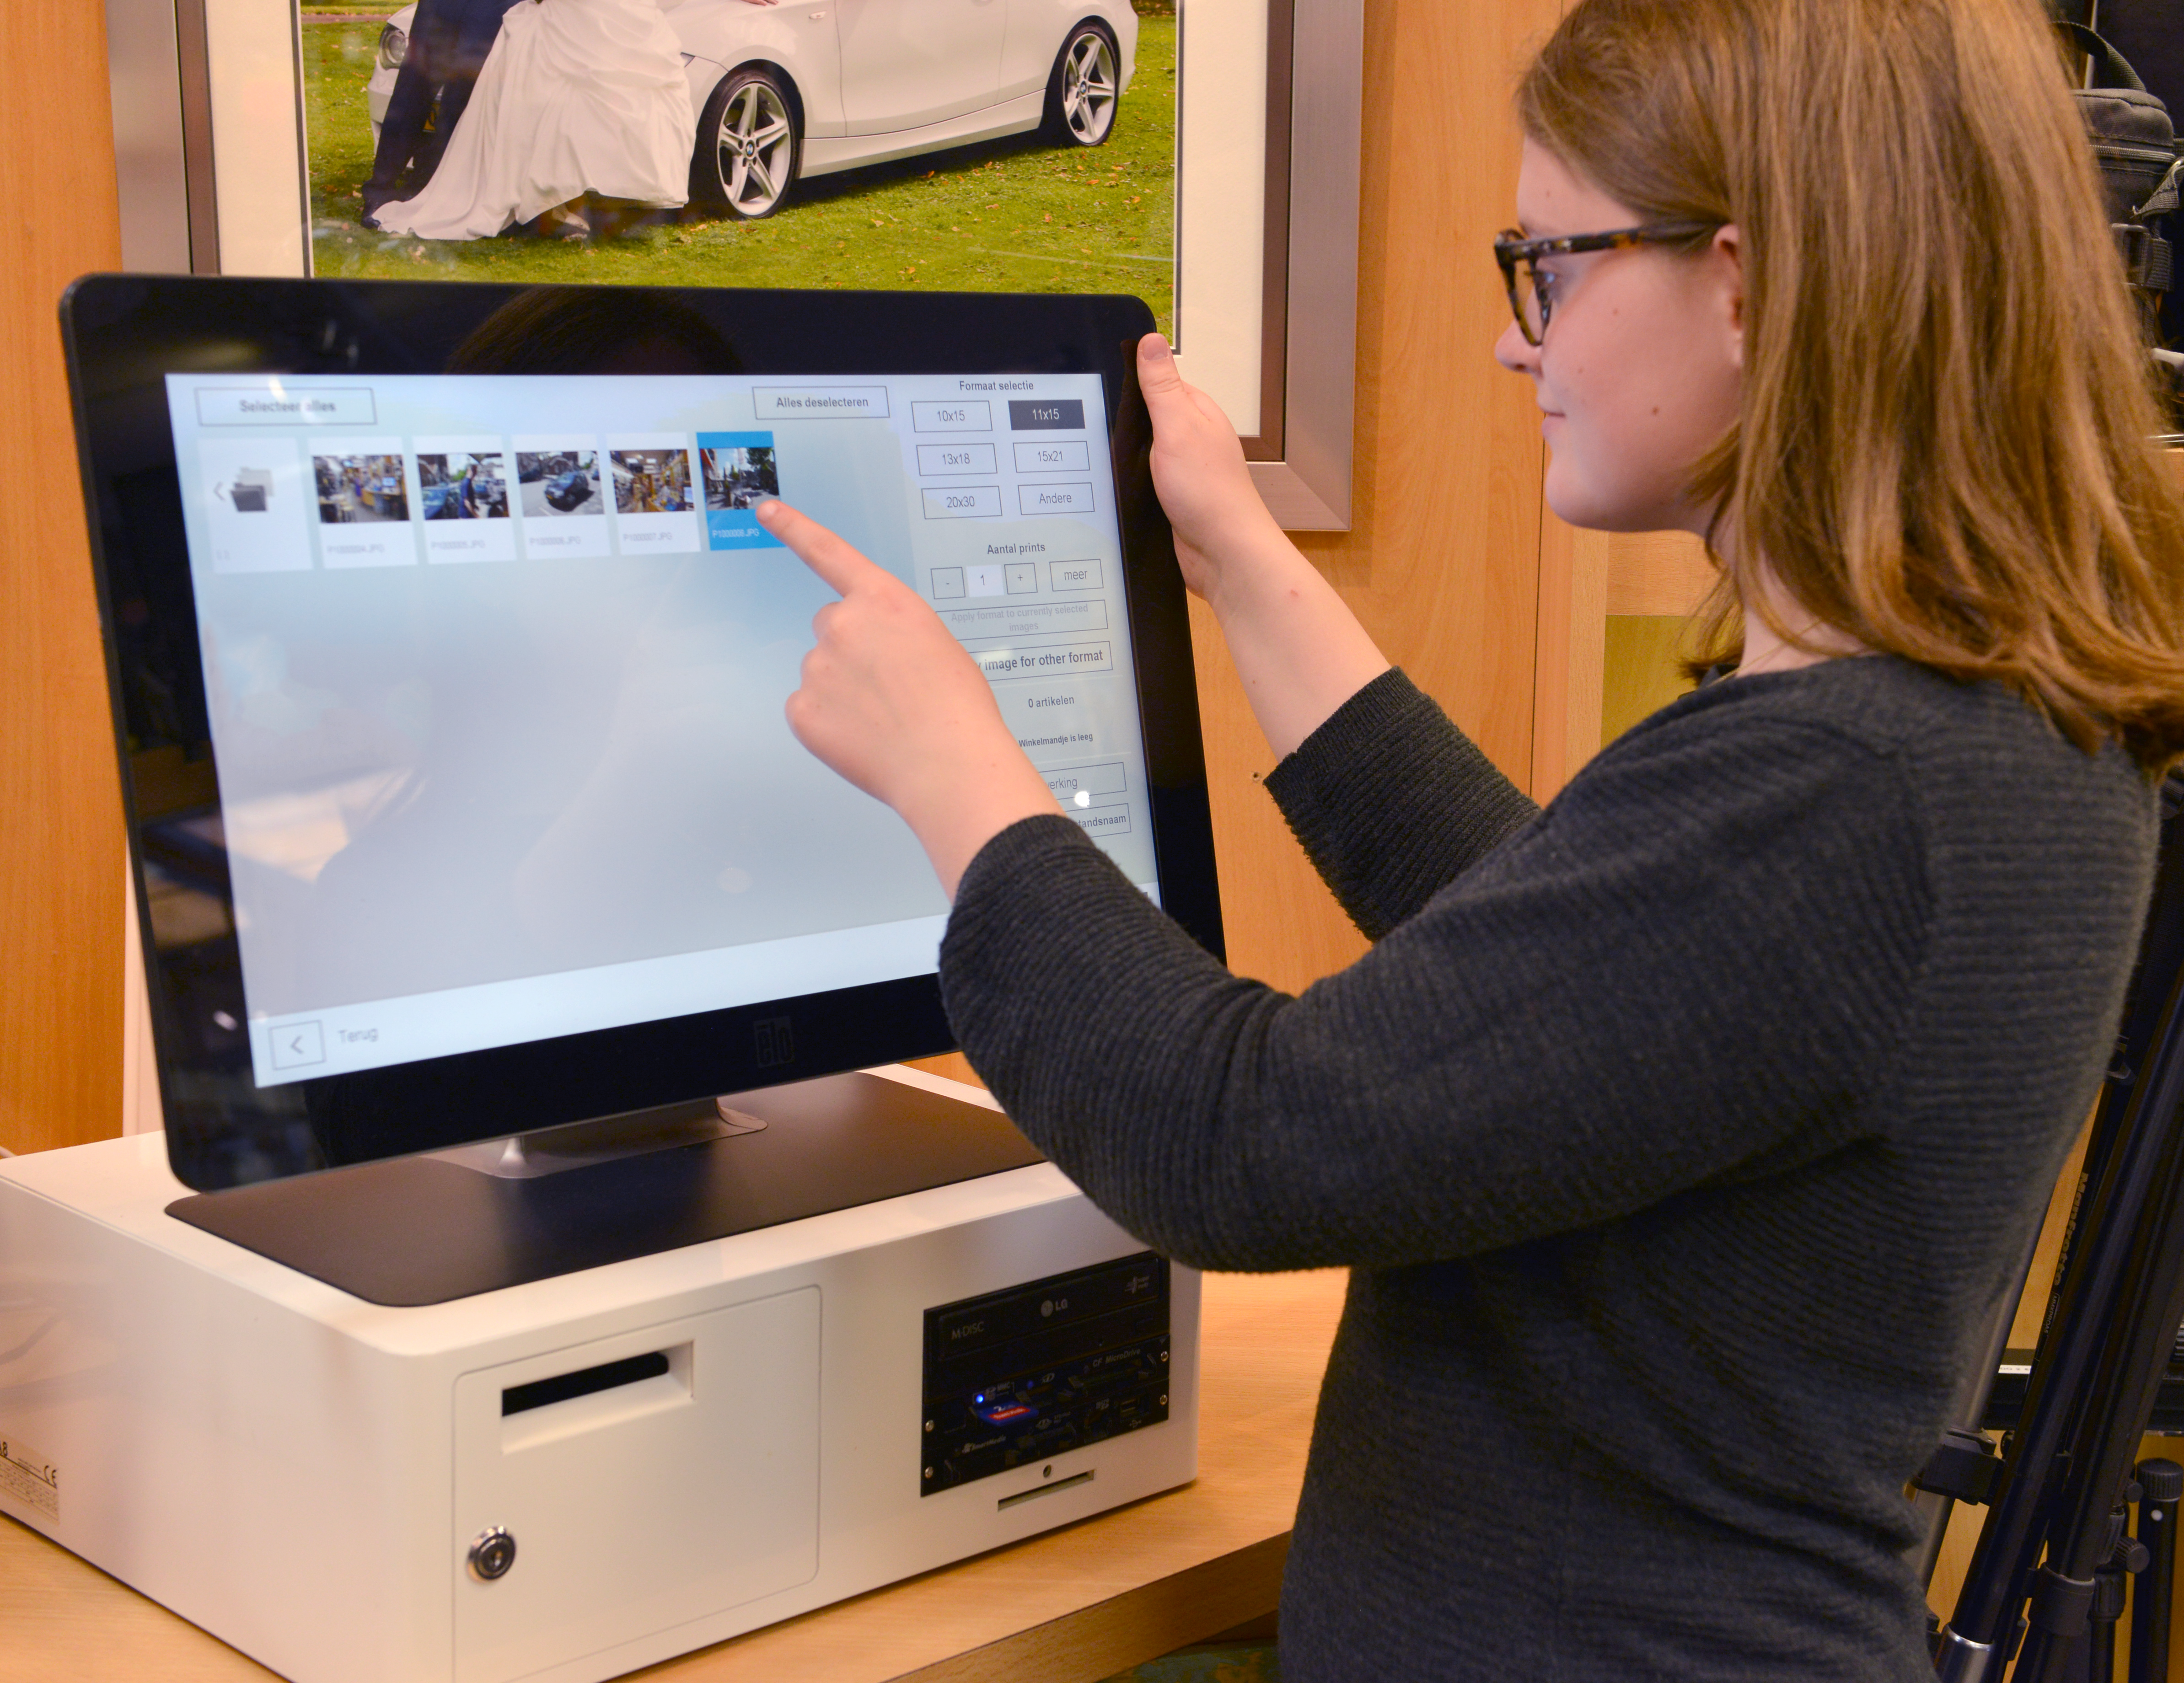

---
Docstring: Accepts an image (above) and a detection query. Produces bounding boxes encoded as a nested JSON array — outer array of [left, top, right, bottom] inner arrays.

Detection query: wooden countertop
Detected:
[[0, 1269, 1346, 1683]]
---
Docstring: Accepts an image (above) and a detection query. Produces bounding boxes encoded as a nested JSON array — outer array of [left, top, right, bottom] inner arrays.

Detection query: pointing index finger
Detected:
[[756, 498, 880, 596]]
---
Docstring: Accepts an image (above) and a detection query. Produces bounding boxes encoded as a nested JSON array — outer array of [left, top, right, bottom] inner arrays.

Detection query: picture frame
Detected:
[[105, 0, 1358, 527]]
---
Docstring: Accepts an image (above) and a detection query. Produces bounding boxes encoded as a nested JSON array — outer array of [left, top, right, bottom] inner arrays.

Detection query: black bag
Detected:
[[2066, 21, 2183, 296]]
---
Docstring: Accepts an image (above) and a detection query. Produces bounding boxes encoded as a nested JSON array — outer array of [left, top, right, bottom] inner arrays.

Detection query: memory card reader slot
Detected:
[[998, 1470, 1094, 1510]]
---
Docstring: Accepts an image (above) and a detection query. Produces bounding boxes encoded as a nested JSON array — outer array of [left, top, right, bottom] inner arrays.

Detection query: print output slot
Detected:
[[498, 1340, 694, 1452], [998, 1470, 1095, 1510], [504, 1349, 671, 1415]]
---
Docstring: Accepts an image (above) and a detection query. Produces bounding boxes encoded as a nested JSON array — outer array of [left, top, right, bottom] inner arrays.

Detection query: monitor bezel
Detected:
[[62, 275, 1222, 1192]]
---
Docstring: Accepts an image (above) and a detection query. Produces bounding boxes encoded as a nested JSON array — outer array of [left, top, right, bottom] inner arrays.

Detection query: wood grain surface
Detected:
[[1601, 530, 1714, 619], [1184, 0, 1563, 997], [0, 1269, 1347, 1683], [0, 0, 128, 1157], [1529, 516, 1609, 801]]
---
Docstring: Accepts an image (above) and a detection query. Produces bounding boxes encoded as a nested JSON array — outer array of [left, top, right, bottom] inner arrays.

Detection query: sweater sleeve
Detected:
[[939, 708, 1931, 1272], [1262, 669, 1540, 938]]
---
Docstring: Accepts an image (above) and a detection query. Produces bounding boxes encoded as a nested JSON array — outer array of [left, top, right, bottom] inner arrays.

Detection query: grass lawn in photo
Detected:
[[303, 2, 1176, 336]]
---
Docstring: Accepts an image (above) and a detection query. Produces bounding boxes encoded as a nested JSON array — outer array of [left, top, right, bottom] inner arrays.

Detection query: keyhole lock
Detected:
[[467, 1526, 517, 1582]]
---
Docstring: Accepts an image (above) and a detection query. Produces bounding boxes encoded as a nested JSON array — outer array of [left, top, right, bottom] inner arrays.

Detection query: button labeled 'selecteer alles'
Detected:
[[196, 386, 378, 427], [922, 486, 1002, 520], [1020, 483, 1093, 516], [1051, 558, 1103, 591], [912, 401, 993, 432], [269, 1020, 326, 1070], [1009, 399, 1086, 431]]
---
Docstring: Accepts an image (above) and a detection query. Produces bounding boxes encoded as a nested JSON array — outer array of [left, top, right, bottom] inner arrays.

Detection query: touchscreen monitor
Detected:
[[64, 279, 1219, 1192]]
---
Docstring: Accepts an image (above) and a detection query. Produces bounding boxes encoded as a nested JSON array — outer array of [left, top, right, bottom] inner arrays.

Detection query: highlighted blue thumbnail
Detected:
[[698, 432, 783, 549]]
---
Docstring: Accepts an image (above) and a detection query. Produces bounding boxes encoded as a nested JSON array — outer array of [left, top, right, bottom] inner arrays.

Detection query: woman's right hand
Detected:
[[1133, 334, 1390, 759], [1137, 334, 1286, 607]]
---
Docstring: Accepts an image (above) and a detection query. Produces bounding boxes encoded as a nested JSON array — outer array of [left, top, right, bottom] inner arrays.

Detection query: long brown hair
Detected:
[[1519, 0, 2184, 772]]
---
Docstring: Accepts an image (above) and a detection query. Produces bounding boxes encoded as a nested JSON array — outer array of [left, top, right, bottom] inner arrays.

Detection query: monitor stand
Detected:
[[429, 1097, 770, 1179], [164, 1071, 1044, 1307]]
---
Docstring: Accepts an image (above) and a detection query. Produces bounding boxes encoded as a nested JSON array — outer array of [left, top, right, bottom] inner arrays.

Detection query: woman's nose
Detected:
[[1492, 317, 1539, 375]]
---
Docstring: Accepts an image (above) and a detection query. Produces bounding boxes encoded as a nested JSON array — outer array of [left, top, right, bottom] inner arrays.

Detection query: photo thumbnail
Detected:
[[314, 450, 409, 524], [419, 450, 510, 520], [610, 448, 693, 514], [698, 431, 785, 551], [701, 439, 779, 511], [517, 448, 603, 517]]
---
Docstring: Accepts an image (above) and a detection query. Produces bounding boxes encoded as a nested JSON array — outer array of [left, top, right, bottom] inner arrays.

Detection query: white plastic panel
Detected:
[[452, 1289, 821, 1683]]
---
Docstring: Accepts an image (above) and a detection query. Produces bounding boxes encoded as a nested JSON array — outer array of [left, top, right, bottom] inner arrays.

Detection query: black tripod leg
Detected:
[[2092, 1563, 2126, 1681], [1936, 983, 2184, 1680], [2130, 1459, 2181, 1683], [2010, 996, 2184, 1682]]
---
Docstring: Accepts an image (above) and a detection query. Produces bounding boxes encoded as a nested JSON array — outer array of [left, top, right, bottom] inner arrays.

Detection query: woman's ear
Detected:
[[1712, 223, 1745, 368]]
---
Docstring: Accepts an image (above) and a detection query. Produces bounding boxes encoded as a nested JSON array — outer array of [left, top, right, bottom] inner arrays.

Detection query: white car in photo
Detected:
[[368, 0, 1138, 220]]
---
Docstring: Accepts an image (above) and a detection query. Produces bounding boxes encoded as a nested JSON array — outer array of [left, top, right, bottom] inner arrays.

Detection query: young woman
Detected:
[[756, 0, 2184, 1674]]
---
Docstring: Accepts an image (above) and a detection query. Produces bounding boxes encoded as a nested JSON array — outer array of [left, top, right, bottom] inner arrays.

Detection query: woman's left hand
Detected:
[[761, 498, 1058, 899]]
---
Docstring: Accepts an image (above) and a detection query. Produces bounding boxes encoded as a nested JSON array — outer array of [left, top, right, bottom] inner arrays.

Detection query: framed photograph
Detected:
[[110, 0, 1356, 524]]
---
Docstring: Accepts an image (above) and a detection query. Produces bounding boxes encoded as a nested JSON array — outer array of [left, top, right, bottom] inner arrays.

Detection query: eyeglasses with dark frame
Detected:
[[1493, 222, 1722, 346]]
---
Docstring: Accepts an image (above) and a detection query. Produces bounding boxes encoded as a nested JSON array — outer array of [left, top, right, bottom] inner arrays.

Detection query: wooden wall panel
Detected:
[[0, 0, 127, 1154], [1602, 528, 1713, 617], [1534, 521, 1715, 799], [1529, 517, 1609, 802], [1190, 0, 1562, 997]]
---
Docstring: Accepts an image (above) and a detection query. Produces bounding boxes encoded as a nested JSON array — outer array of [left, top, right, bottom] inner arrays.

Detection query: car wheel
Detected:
[[1041, 23, 1120, 148], [691, 67, 800, 219]]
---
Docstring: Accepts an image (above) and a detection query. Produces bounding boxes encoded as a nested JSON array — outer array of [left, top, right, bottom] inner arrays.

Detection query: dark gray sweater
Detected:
[[939, 658, 2156, 1681]]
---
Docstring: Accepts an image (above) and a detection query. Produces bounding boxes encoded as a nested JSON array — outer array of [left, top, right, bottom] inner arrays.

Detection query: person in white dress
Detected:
[[371, 0, 695, 240]]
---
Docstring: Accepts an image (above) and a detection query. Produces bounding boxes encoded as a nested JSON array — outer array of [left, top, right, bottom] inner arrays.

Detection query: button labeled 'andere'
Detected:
[[1020, 483, 1093, 516]]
